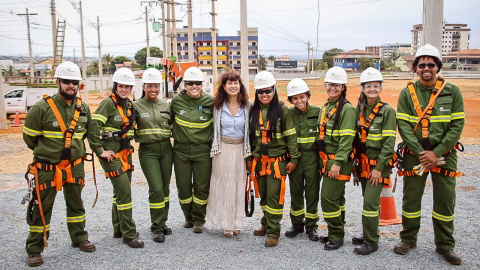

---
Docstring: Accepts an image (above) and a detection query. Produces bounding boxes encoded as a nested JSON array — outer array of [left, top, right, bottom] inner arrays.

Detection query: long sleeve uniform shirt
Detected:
[[134, 98, 172, 143], [289, 103, 320, 152]]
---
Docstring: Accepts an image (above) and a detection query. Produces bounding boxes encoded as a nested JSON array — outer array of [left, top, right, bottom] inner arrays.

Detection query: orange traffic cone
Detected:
[[379, 180, 402, 226], [11, 111, 23, 127]]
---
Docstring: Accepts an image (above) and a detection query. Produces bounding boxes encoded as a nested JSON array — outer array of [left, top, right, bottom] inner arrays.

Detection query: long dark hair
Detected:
[[249, 87, 284, 140], [331, 85, 348, 136], [213, 71, 249, 109]]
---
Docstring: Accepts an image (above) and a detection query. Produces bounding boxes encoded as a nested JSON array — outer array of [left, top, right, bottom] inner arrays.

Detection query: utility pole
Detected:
[[79, 1, 88, 103], [423, 0, 443, 54], [161, 0, 166, 57], [187, 0, 193, 62], [311, 47, 314, 75], [240, 0, 249, 93], [145, 6, 150, 58], [307, 41, 310, 76], [18, 9, 37, 80], [172, 0, 178, 60], [0, 48, 7, 129], [211, 0, 217, 82], [166, 1, 171, 57], [51, 0, 56, 57], [97, 16, 104, 97]]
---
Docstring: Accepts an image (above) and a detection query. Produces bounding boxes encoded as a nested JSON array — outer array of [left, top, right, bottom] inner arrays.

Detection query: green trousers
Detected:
[[25, 164, 88, 254], [100, 155, 138, 240], [139, 140, 173, 233], [173, 143, 212, 226], [400, 152, 457, 252], [256, 159, 288, 239], [288, 151, 321, 231], [360, 178, 385, 246]]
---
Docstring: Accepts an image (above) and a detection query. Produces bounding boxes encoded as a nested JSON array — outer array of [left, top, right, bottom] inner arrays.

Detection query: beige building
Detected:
[[412, 22, 471, 55], [394, 55, 415, 72]]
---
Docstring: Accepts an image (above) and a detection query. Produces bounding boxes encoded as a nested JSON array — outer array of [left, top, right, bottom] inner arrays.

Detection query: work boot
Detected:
[[436, 248, 462, 265], [324, 240, 344, 250], [183, 220, 194, 228], [163, 225, 172, 235], [192, 224, 204, 233], [253, 226, 267, 236], [354, 243, 378, 255], [319, 235, 329, 243], [112, 232, 122, 238], [306, 230, 319, 241], [285, 226, 304, 238], [264, 237, 279, 247], [72, 240, 96, 252], [153, 231, 165, 242], [393, 241, 416, 255], [122, 237, 145, 248], [27, 252, 43, 267], [352, 235, 364, 245]]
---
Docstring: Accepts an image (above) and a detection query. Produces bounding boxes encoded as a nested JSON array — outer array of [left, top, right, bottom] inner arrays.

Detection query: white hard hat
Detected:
[[325, 66, 348, 84], [112, 68, 136, 86], [286, 78, 309, 97], [54, 61, 82, 80], [183, 66, 204, 81], [360, 67, 383, 84], [254, 71, 276, 89], [142, 68, 162, 84], [415, 44, 441, 61]]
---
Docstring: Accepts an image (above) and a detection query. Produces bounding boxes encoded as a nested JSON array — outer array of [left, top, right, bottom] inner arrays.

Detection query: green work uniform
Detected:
[[319, 99, 356, 242], [288, 104, 321, 232], [134, 97, 173, 233], [23, 94, 91, 254], [354, 98, 396, 247], [250, 103, 300, 239], [170, 92, 213, 226], [88, 96, 138, 240], [396, 80, 465, 252]]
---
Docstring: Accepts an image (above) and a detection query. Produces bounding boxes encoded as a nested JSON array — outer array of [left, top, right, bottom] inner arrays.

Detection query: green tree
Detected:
[[102, 53, 114, 75], [322, 48, 344, 68], [304, 59, 324, 72], [87, 61, 99, 76], [1, 65, 18, 77], [258, 54, 267, 70], [111, 55, 132, 71], [268, 55, 275, 61], [134, 47, 163, 67], [357, 57, 375, 71]]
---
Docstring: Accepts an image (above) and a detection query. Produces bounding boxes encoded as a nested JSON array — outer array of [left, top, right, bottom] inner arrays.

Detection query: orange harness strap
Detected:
[[104, 148, 135, 178], [318, 102, 339, 173]]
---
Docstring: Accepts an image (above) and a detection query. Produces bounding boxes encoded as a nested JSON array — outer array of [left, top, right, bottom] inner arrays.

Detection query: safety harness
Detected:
[[250, 110, 289, 205], [354, 101, 397, 184], [244, 172, 254, 217], [318, 102, 352, 181], [103, 94, 135, 178]]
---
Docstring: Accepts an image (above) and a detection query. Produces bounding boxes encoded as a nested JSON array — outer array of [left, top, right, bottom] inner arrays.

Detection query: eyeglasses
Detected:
[[145, 84, 160, 89], [61, 79, 80, 86], [185, 81, 202, 86], [325, 83, 342, 90], [417, 62, 436, 70], [256, 88, 273, 95], [363, 84, 381, 90]]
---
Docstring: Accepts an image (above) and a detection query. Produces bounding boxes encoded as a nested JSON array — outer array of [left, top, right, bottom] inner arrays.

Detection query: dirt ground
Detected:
[[1, 77, 478, 190]]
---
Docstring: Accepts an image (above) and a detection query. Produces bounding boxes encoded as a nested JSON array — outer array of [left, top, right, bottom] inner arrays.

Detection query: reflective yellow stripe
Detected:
[[164, 196, 170, 202], [382, 130, 396, 137], [73, 132, 85, 139], [150, 202, 165, 209], [340, 205, 345, 211], [254, 130, 283, 138], [113, 197, 116, 204], [430, 115, 451, 122], [451, 112, 465, 120], [29, 224, 50, 233], [283, 128, 296, 136], [290, 208, 305, 216], [137, 128, 171, 136], [367, 133, 382, 141], [265, 205, 283, 215], [103, 127, 121, 132], [297, 137, 316, 144], [117, 202, 132, 211], [305, 212, 319, 219], [176, 117, 212, 129], [67, 214, 86, 223], [339, 129, 355, 136], [23, 126, 42, 136], [92, 114, 107, 123], [432, 210, 454, 222], [179, 196, 192, 204], [42, 130, 63, 138], [362, 209, 379, 217], [193, 196, 208, 205], [261, 205, 267, 211], [325, 129, 340, 136], [323, 209, 341, 218], [396, 113, 418, 123], [402, 210, 421, 219]]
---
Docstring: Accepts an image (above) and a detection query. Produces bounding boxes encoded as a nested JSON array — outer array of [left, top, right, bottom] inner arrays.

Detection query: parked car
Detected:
[[4, 88, 57, 116]]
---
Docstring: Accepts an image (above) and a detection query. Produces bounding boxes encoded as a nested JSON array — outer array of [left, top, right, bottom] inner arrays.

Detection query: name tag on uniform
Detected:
[[52, 121, 59, 127], [309, 128, 316, 133], [200, 116, 206, 121], [114, 115, 122, 121], [141, 113, 149, 118], [179, 109, 186, 115]]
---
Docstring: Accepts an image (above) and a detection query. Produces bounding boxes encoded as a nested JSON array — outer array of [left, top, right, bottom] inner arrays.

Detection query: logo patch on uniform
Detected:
[[200, 116, 206, 121], [52, 121, 59, 127], [140, 113, 149, 118], [114, 115, 122, 121], [439, 107, 450, 112], [179, 110, 186, 115], [370, 127, 379, 131], [309, 128, 316, 133], [163, 121, 168, 125]]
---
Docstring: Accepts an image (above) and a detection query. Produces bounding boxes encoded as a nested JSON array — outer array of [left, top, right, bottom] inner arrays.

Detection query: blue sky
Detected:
[[1, 0, 479, 58]]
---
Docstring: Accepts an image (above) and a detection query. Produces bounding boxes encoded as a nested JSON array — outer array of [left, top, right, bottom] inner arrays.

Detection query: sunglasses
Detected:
[[256, 88, 273, 95], [417, 62, 436, 70], [61, 79, 80, 86], [185, 81, 202, 86]]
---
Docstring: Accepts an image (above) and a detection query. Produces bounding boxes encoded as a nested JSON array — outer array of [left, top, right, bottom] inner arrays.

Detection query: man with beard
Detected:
[[23, 61, 95, 267], [395, 44, 465, 265]]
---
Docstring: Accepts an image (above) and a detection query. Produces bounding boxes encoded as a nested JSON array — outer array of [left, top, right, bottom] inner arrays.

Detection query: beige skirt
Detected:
[[207, 138, 246, 231]]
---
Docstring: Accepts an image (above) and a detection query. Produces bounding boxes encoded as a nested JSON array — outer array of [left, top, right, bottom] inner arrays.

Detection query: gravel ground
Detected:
[[1, 145, 479, 269]]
